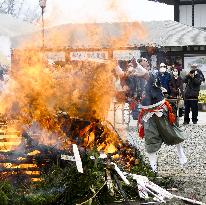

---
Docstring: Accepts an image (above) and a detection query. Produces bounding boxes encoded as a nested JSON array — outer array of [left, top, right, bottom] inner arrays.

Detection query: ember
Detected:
[[0, 115, 139, 183]]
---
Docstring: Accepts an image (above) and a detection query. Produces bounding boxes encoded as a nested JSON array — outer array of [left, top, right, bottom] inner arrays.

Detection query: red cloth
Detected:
[[129, 101, 136, 110], [138, 100, 176, 139]]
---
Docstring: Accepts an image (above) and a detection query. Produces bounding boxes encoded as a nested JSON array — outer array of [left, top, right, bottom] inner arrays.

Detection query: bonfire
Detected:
[[0, 55, 155, 204], [0, 52, 203, 205]]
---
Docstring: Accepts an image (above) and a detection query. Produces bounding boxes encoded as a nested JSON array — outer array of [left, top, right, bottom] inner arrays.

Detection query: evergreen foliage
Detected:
[[0, 148, 158, 205]]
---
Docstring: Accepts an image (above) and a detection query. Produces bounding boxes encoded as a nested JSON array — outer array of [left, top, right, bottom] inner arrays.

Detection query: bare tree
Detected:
[[0, 0, 19, 16], [0, 0, 40, 22], [23, 5, 41, 23]]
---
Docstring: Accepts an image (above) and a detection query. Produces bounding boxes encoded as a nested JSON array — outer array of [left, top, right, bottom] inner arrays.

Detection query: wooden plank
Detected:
[[0, 142, 21, 146], [0, 138, 21, 142], [0, 158, 47, 164], [0, 167, 40, 172]]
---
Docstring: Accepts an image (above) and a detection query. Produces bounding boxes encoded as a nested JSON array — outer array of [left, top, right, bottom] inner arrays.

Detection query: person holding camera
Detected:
[[124, 57, 149, 120], [183, 64, 205, 125]]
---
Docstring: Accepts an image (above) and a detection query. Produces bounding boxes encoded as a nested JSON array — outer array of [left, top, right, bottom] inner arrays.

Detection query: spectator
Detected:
[[192, 64, 205, 83], [169, 68, 184, 117], [125, 57, 149, 120], [169, 68, 184, 98], [183, 64, 204, 124], [157, 63, 171, 96], [175, 62, 183, 72]]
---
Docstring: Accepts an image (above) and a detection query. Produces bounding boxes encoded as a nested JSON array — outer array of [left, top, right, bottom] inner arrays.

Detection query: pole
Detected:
[[41, 7, 45, 50]]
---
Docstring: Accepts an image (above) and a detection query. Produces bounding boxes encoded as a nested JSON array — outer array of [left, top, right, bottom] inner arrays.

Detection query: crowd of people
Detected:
[[115, 57, 205, 172], [116, 58, 205, 125]]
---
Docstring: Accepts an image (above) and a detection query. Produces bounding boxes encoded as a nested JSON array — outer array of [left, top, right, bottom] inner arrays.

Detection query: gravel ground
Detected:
[[128, 123, 206, 204]]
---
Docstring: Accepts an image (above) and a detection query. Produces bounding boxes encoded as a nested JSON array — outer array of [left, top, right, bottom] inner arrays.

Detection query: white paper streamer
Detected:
[[111, 162, 130, 185], [61, 154, 75, 161], [73, 144, 83, 173]]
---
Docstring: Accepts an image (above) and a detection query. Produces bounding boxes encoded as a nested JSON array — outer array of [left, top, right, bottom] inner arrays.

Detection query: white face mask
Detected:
[[173, 71, 178, 76], [159, 67, 166, 73]]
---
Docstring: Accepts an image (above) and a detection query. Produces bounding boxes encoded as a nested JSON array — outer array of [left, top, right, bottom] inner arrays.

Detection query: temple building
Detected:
[[149, 0, 206, 29], [11, 1, 206, 76]]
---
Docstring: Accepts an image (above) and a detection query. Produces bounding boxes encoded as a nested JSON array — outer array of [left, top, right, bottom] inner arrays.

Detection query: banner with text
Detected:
[[70, 51, 108, 61]]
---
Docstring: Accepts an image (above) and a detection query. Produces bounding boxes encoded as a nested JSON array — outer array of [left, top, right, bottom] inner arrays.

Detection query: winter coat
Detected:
[[157, 72, 171, 94], [196, 69, 205, 82], [169, 76, 184, 98], [184, 70, 203, 99]]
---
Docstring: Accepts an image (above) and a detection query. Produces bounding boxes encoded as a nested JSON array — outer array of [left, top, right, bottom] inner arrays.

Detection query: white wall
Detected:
[[194, 4, 206, 28], [179, 4, 206, 28], [180, 5, 192, 26]]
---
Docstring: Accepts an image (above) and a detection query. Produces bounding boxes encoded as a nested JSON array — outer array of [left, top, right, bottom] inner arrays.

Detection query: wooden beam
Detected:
[[192, 0, 194, 26], [166, 50, 206, 56], [180, 0, 206, 5], [174, 0, 180, 22]]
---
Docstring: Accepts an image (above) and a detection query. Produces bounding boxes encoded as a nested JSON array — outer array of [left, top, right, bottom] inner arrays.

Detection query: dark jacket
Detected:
[[141, 72, 164, 106], [196, 69, 205, 82], [157, 72, 171, 94], [169, 76, 183, 98], [184, 71, 203, 99]]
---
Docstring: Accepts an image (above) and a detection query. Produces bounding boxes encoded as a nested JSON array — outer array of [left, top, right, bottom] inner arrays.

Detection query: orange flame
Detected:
[[27, 150, 41, 156], [0, 2, 148, 178]]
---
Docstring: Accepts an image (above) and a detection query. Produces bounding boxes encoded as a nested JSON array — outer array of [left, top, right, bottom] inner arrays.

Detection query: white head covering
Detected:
[[160, 63, 166, 67]]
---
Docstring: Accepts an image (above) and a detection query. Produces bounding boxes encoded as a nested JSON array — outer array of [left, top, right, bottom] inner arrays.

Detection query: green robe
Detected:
[[143, 113, 185, 153]]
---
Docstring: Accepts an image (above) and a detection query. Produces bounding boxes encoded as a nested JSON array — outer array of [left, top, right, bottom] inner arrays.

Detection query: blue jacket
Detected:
[[157, 72, 171, 94]]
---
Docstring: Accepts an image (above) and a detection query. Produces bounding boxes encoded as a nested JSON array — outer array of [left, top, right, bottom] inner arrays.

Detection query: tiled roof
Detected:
[[11, 20, 206, 49], [148, 0, 174, 5]]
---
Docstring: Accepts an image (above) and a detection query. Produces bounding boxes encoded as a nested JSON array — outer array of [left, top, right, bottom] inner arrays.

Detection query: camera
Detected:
[[189, 70, 195, 74]]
